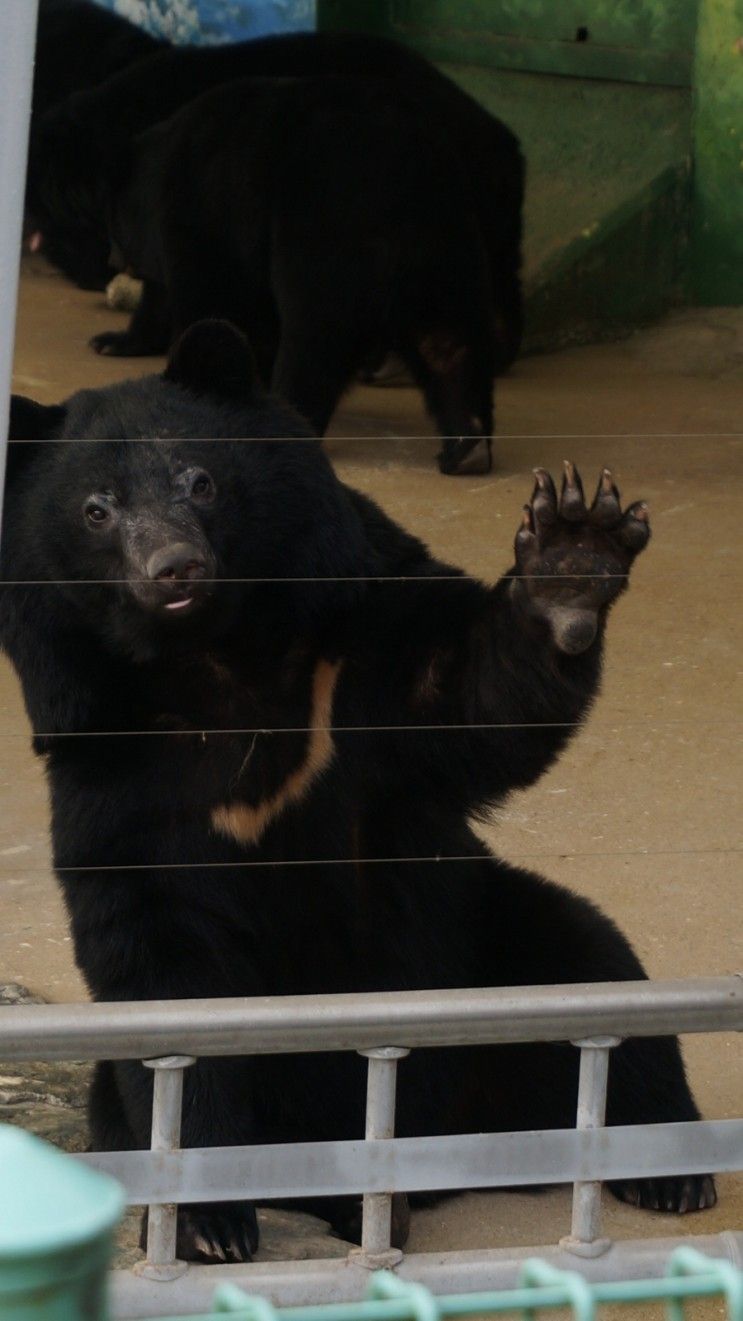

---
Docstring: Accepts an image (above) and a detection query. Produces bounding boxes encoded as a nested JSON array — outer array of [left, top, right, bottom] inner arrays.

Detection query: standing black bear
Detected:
[[31, 74, 509, 475], [27, 30, 523, 373], [1, 321, 714, 1265]]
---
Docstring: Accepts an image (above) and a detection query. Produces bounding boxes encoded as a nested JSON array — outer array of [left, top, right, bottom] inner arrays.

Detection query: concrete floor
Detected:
[[2, 260, 742, 1279]]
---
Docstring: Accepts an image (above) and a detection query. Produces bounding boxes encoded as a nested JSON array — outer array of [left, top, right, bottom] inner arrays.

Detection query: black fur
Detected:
[[42, 72, 513, 473], [0, 322, 714, 1263], [29, 1, 161, 288], [34, 1, 160, 120], [27, 30, 523, 378]]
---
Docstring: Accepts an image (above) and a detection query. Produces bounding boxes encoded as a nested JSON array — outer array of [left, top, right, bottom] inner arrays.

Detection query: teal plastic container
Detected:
[[0, 1125, 124, 1321]]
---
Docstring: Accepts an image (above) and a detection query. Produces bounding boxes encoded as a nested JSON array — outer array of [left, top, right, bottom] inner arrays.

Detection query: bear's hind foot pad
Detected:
[[610, 1173, 716, 1214]]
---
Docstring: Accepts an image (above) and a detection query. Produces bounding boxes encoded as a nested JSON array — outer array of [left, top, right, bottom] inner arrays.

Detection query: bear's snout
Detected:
[[133, 540, 216, 615], [147, 542, 209, 585]]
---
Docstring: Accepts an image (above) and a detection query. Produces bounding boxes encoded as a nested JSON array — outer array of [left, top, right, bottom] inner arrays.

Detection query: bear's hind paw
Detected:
[[139, 1199, 259, 1264], [610, 1173, 716, 1214]]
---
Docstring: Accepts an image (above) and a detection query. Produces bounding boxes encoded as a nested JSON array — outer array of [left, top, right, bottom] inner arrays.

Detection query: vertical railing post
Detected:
[[560, 1035, 620, 1258], [356, 1046, 409, 1265], [0, 0, 39, 541], [138, 1054, 195, 1281]]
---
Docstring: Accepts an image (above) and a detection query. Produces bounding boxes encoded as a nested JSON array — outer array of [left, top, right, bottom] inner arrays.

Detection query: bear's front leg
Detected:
[[424, 462, 652, 804], [511, 460, 650, 653], [380, 462, 653, 812]]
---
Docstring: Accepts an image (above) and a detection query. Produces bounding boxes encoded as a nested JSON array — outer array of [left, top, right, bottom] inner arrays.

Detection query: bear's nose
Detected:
[[146, 543, 208, 585]]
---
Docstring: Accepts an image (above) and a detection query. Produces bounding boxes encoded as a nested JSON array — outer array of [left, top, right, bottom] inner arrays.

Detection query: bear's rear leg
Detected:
[[458, 862, 717, 1216], [610, 1174, 717, 1214], [137, 1201, 259, 1265], [605, 1034, 717, 1213], [401, 330, 494, 475], [271, 325, 368, 436], [99, 1056, 262, 1263]]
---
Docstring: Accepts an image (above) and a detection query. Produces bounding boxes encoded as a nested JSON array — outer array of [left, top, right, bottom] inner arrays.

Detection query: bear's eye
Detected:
[[190, 471, 214, 501], [84, 501, 110, 526]]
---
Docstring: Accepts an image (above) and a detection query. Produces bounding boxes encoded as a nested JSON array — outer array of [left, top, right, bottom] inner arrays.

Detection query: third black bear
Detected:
[[27, 0, 161, 288], [1, 321, 714, 1265], [33, 1, 160, 121]]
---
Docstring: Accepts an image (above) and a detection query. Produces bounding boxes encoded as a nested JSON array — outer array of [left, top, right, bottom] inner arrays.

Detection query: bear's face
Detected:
[[43, 438, 222, 621], [4, 321, 371, 660]]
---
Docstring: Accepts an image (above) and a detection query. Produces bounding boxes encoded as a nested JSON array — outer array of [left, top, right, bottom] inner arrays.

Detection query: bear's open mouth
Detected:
[[128, 573, 214, 618], [155, 582, 214, 617]]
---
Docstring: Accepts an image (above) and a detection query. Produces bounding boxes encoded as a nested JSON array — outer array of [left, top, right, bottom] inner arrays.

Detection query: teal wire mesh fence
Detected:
[[143, 1251, 743, 1321]]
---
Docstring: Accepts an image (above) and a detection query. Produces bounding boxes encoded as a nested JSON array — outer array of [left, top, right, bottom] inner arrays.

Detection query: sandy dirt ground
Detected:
[[1, 259, 741, 1291]]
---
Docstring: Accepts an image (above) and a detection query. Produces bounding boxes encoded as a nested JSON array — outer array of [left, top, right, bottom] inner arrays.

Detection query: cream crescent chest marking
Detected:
[[211, 658, 342, 847]]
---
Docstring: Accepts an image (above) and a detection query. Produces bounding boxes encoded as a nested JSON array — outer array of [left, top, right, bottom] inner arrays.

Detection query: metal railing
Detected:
[[2, 976, 742, 1317]]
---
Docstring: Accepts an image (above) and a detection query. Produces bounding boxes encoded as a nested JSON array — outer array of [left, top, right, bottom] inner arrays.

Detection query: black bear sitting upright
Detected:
[[1, 322, 714, 1264]]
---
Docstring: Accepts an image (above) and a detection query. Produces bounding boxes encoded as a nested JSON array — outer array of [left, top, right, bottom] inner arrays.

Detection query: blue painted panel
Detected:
[[96, 1, 315, 44]]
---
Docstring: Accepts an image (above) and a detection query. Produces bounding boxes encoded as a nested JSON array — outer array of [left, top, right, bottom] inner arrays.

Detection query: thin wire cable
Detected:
[[0, 718, 739, 740], [0, 572, 643, 584], [7, 432, 743, 443], [2, 442, 738, 870], [2, 845, 742, 875]]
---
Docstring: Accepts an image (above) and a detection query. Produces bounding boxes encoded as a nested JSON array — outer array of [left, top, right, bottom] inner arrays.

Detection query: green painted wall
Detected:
[[437, 68, 691, 278], [318, 0, 743, 335], [690, 0, 743, 303], [318, 0, 699, 83]]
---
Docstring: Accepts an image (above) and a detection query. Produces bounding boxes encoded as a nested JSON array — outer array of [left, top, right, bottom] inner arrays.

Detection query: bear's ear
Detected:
[[164, 319, 260, 399], [8, 395, 66, 440]]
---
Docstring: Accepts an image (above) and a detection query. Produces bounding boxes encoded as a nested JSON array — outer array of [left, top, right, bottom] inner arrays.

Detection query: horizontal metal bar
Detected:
[[1, 977, 741, 1061], [109, 1234, 743, 1318], [75, 1120, 742, 1204]]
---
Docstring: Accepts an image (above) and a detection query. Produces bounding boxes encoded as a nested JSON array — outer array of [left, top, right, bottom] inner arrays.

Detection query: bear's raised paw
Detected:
[[512, 460, 651, 654]]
